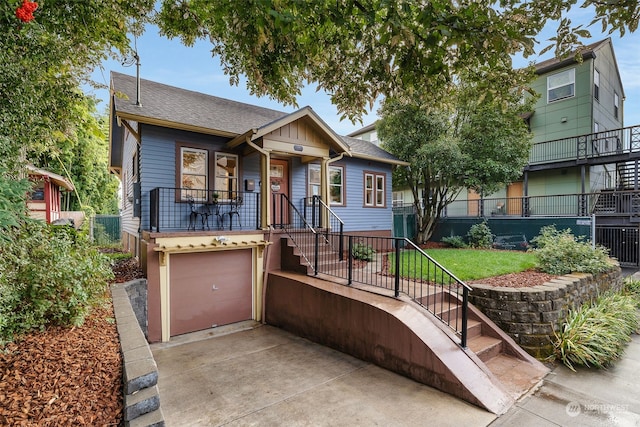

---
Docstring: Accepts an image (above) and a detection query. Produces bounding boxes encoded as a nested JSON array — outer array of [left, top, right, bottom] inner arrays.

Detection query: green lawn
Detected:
[[390, 249, 538, 281]]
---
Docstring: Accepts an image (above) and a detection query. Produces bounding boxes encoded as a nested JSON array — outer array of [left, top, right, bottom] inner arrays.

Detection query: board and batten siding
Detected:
[[290, 157, 392, 233]]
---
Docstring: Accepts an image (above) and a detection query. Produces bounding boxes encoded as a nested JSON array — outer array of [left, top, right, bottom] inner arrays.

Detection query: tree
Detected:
[[33, 97, 120, 215], [378, 89, 532, 243], [0, 0, 153, 230], [156, 1, 639, 122]]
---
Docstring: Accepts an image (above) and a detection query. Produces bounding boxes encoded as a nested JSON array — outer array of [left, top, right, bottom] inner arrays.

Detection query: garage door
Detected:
[[170, 249, 253, 337]]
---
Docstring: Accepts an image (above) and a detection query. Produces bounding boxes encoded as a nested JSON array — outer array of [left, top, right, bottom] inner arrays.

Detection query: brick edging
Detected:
[[111, 280, 165, 427]]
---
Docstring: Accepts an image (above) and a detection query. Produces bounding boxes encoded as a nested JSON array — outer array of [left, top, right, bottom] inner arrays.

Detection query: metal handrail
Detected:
[[273, 193, 319, 272]]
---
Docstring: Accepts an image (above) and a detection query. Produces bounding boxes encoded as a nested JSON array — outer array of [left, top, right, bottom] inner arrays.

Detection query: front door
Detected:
[[507, 182, 523, 215], [270, 159, 289, 225]]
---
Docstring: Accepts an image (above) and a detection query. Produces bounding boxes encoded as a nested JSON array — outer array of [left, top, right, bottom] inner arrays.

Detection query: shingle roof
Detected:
[[111, 72, 288, 135], [111, 72, 404, 165], [342, 136, 406, 165]]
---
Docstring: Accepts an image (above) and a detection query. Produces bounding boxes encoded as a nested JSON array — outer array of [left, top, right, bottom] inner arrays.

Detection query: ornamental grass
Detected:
[[552, 291, 639, 371]]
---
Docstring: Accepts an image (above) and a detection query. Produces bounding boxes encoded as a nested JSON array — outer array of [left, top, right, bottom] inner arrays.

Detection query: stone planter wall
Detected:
[[468, 266, 623, 358]]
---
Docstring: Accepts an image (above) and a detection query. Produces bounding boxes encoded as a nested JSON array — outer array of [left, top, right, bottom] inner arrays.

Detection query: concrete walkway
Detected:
[[152, 322, 640, 427]]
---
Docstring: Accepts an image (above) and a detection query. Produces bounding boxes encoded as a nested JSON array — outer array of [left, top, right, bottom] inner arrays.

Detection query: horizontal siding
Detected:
[[139, 125, 231, 230], [290, 157, 392, 232], [121, 123, 140, 236]]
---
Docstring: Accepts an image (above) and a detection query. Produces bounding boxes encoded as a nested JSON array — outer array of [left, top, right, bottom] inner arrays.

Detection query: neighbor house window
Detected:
[[547, 69, 575, 103], [594, 69, 600, 101], [392, 191, 404, 207], [215, 152, 238, 197], [308, 163, 344, 205], [364, 172, 385, 207], [180, 147, 208, 200], [614, 92, 619, 119]]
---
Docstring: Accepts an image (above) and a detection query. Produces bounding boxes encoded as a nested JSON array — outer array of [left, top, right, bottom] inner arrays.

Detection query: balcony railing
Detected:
[[149, 187, 261, 232], [529, 124, 640, 165], [442, 190, 640, 218]]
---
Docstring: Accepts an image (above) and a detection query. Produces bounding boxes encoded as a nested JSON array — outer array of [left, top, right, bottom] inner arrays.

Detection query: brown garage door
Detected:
[[170, 250, 253, 337]]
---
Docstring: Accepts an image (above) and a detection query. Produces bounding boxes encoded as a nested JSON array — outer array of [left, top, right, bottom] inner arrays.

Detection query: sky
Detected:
[[86, 8, 640, 136]]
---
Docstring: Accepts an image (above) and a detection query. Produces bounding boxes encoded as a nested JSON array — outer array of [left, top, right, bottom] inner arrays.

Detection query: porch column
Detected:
[[320, 156, 330, 228], [260, 151, 271, 228]]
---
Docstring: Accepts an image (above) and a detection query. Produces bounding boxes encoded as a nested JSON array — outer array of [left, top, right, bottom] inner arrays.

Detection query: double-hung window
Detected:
[[364, 172, 385, 207], [180, 147, 208, 200], [547, 69, 575, 103], [594, 69, 600, 101], [614, 92, 620, 119], [308, 163, 344, 205], [215, 152, 238, 198]]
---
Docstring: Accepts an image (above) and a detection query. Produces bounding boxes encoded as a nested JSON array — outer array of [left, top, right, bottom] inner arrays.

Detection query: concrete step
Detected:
[[483, 354, 546, 401], [468, 335, 503, 362]]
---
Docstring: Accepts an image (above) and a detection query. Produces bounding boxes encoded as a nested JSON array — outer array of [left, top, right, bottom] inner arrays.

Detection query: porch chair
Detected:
[[226, 196, 243, 230], [188, 197, 211, 230]]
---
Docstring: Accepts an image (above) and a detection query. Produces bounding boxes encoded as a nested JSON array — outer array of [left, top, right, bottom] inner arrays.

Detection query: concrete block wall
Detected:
[[469, 266, 623, 358], [111, 281, 165, 427], [124, 279, 148, 337]]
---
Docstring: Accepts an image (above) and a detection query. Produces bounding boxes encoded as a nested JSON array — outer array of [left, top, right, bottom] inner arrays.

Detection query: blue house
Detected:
[[108, 72, 406, 342]]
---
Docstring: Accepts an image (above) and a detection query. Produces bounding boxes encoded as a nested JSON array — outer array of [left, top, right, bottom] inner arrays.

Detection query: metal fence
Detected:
[[92, 215, 121, 244]]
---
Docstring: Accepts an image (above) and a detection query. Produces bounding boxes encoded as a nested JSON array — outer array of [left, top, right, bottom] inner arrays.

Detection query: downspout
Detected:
[[245, 134, 272, 325]]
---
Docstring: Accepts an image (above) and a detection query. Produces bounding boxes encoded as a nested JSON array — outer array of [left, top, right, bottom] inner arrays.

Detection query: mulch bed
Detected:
[[0, 253, 144, 426]]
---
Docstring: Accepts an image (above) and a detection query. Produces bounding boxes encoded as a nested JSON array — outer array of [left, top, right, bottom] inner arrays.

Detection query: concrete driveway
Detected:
[[151, 322, 496, 426]]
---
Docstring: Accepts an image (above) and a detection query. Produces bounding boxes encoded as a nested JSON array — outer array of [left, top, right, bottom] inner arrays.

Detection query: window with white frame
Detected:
[[215, 152, 238, 197], [180, 147, 208, 200], [392, 191, 404, 207], [547, 69, 575, 103], [594, 69, 600, 101], [308, 163, 344, 205], [364, 172, 385, 207], [614, 92, 619, 119]]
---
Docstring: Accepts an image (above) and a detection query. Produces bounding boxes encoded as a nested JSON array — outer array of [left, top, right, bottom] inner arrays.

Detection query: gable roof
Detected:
[[534, 38, 608, 71], [110, 72, 404, 165], [27, 165, 74, 191], [111, 72, 287, 137]]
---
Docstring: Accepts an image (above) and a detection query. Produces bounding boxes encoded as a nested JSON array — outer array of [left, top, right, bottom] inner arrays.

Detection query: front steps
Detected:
[[278, 236, 548, 411]]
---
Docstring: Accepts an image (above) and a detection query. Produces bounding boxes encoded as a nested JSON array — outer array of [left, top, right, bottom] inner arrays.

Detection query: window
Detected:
[[364, 172, 385, 207], [614, 92, 619, 119], [215, 152, 238, 197], [308, 163, 344, 205], [594, 69, 600, 101], [180, 147, 208, 200], [547, 69, 575, 103], [392, 191, 404, 207]]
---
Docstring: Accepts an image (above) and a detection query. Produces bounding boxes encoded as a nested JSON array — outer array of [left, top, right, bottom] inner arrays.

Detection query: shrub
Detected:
[[622, 277, 640, 308], [0, 220, 114, 344], [552, 291, 639, 370], [532, 226, 611, 275], [352, 242, 375, 261], [441, 235, 467, 248], [467, 221, 493, 249]]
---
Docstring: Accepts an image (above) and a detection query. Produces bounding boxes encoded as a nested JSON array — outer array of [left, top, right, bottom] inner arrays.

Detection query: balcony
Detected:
[[149, 187, 261, 232], [528, 124, 640, 170]]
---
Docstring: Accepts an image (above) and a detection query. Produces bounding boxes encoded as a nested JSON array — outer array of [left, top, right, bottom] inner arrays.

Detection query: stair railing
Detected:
[[303, 196, 345, 261], [272, 193, 319, 273]]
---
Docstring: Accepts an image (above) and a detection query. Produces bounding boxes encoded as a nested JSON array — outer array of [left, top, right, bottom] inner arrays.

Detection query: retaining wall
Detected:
[[111, 280, 164, 427], [468, 266, 623, 358]]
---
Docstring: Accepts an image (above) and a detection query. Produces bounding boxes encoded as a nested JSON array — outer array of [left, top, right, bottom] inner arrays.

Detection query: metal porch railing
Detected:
[[149, 187, 261, 232]]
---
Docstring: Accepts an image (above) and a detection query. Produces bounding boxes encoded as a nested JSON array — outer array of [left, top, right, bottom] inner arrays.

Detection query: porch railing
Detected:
[[443, 190, 640, 218], [273, 193, 319, 271], [149, 187, 261, 232], [529, 124, 640, 165]]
